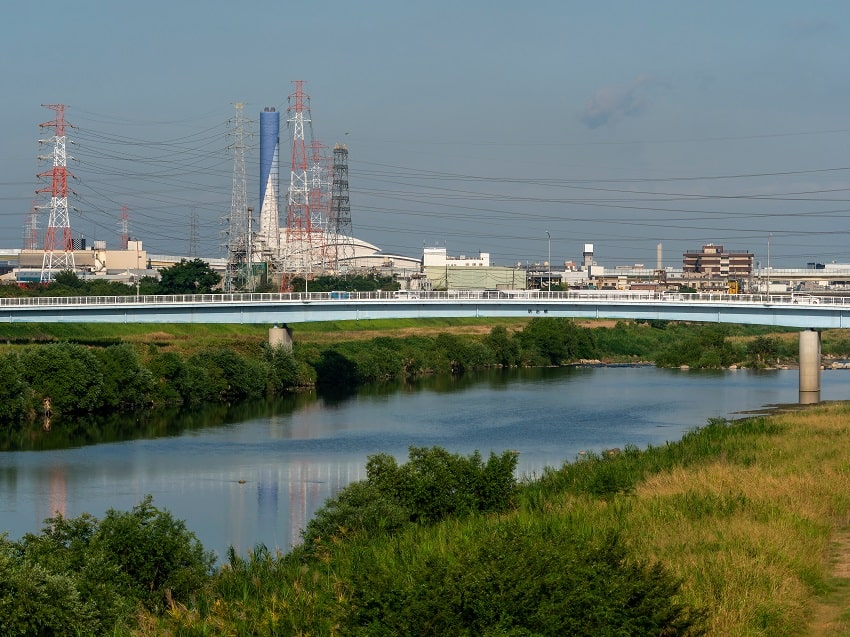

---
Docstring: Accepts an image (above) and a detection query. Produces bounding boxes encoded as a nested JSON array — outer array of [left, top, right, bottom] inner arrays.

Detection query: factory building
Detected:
[[422, 247, 526, 290]]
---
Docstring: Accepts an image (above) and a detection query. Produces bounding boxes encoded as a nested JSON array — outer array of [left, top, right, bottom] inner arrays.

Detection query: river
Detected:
[[2, 366, 849, 560]]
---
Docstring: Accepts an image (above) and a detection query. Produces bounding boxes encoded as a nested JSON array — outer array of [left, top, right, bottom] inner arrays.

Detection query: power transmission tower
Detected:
[[23, 201, 39, 251], [223, 102, 253, 292], [37, 104, 76, 282], [330, 144, 354, 271], [308, 139, 330, 271], [188, 207, 200, 257], [119, 205, 129, 249], [282, 80, 312, 278]]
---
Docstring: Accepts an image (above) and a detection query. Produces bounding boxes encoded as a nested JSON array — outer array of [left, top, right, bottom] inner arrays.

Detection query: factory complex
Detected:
[[9, 92, 850, 296]]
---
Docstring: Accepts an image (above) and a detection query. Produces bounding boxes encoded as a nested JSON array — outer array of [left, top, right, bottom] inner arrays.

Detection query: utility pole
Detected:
[[546, 230, 551, 291]]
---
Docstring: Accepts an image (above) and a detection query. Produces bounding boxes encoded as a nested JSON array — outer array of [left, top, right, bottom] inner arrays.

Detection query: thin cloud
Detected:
[[786, 17, 838, 40], [580, 75, 652, 129]]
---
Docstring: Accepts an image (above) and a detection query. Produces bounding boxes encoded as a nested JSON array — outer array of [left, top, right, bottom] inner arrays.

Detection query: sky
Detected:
[[2, 0, 850, 270]]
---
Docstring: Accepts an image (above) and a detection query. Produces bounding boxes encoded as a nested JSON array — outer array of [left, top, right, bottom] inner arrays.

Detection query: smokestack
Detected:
[[258, 107, 280, 253], [657, 243, 662, 270]]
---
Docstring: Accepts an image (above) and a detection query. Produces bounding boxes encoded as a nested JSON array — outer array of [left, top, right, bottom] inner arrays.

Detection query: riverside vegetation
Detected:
[[4, 273, 850, 633], [3, 406, 850, 635], [4, 316, 850, 431]]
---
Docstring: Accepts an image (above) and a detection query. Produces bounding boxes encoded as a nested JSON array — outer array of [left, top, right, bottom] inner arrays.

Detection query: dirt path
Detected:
[[805, 528, 850, 636]]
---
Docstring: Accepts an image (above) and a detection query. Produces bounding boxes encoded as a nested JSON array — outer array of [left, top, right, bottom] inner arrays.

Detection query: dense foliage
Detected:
[[0, 317, 826, 431], [0, 496, 213, 636], [302, 446, 519, 549]]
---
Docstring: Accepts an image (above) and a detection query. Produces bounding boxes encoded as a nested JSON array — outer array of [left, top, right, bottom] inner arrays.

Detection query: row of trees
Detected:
[[0, 341, 305, 426], [0, 264, 401, 298], [0, 318, 808, 429], [0, 259, 222, 298]]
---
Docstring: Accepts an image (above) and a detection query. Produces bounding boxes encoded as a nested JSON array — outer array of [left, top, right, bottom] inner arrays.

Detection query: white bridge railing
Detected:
[[0, 289, 845, 308]]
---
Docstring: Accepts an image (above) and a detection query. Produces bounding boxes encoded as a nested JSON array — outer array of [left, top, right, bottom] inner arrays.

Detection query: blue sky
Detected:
[[2, 0, 849, 269]]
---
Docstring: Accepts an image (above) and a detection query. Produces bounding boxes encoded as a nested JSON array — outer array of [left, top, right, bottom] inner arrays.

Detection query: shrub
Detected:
[[518, 318, 598, 365], [344, 524, 705, 636], [262, 343, 302, 393], [303, 447, 518, 548], [91, 495, 215, 611], [95, 343, 155, 409], [18, 342, 104, 415], [5, 497, 214, 633], [0, 353, 32, 422], [483, 325, 522, 366]]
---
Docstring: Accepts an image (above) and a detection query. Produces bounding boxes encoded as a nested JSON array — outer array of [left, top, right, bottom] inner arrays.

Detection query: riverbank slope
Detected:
[[132, 402, 850, 636]]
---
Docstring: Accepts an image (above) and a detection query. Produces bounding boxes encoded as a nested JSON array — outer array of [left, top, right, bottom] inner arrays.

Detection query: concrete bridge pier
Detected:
[[269, 324, 293, 351], [799, 329, 821, 404]]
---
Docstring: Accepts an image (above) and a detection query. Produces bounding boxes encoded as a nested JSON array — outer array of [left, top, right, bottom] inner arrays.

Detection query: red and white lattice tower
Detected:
[[283, 80, 312, 276], [37, 104, 75, 282], [119, 205, 130, 250], [308, 138, 331, 270]]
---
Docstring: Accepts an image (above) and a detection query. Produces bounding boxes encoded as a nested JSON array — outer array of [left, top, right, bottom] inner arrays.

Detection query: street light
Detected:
[[545, 230, 551, 292]]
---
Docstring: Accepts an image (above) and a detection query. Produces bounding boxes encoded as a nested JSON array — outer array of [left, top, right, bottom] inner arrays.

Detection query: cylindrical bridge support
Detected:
[[799, 329, 821, 404], [269, 324, 293, 351]]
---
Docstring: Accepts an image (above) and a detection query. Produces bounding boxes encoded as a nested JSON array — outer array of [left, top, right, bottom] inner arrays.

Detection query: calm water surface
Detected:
[[2, 366, 849, 559]]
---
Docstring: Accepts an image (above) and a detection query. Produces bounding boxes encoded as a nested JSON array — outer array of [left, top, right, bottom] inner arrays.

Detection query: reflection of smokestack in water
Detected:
[[259, 108, 280, 254]]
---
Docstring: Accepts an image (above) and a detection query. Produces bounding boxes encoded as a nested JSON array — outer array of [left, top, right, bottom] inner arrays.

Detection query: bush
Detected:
[[303, 447, 518, 548], [518, 318, 598, 365], [186, 349, 267, 403], [95, 343, 155, 409], [344, 524, 705, 636], [91, 495, 215, 611], [262, 343, 302, 393], [483, 325, 522, 366], [18, 342, 104, 415], [4, 497, 214, 633], [0, 354, 32, 422], [0, 543, 99, 637]]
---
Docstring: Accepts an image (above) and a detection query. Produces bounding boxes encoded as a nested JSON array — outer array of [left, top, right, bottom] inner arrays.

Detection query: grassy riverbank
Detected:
[[4, 400, 850, 634], [135, 403, 850, 636]]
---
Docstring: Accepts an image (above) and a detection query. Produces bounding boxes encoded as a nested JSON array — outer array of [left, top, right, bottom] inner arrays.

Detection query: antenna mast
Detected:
[[38, 104, 76, 282]]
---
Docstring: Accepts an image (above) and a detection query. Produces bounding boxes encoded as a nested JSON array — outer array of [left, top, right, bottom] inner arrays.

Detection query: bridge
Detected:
[[1, 289, 843, 403], [0, 289, 846, 328]]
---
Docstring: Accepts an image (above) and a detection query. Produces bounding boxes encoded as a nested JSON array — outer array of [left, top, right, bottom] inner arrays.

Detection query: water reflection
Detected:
[[2, 367, 849, 559]]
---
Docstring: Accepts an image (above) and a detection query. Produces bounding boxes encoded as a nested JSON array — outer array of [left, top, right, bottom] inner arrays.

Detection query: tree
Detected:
[[302, 446, 518, 548], [157, 259, 221, 294]]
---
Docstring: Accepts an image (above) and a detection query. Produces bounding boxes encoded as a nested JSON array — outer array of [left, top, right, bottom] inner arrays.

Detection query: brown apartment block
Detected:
[[683, 244, 753, 278]]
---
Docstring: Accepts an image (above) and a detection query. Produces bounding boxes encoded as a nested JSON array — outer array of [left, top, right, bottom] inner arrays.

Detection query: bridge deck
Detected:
[[0, 290, 846, 329]]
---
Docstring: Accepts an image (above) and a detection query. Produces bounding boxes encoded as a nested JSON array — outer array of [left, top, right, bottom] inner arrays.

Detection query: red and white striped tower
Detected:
[[37, 104, 75, 282], [284, 80, 312, 277]]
